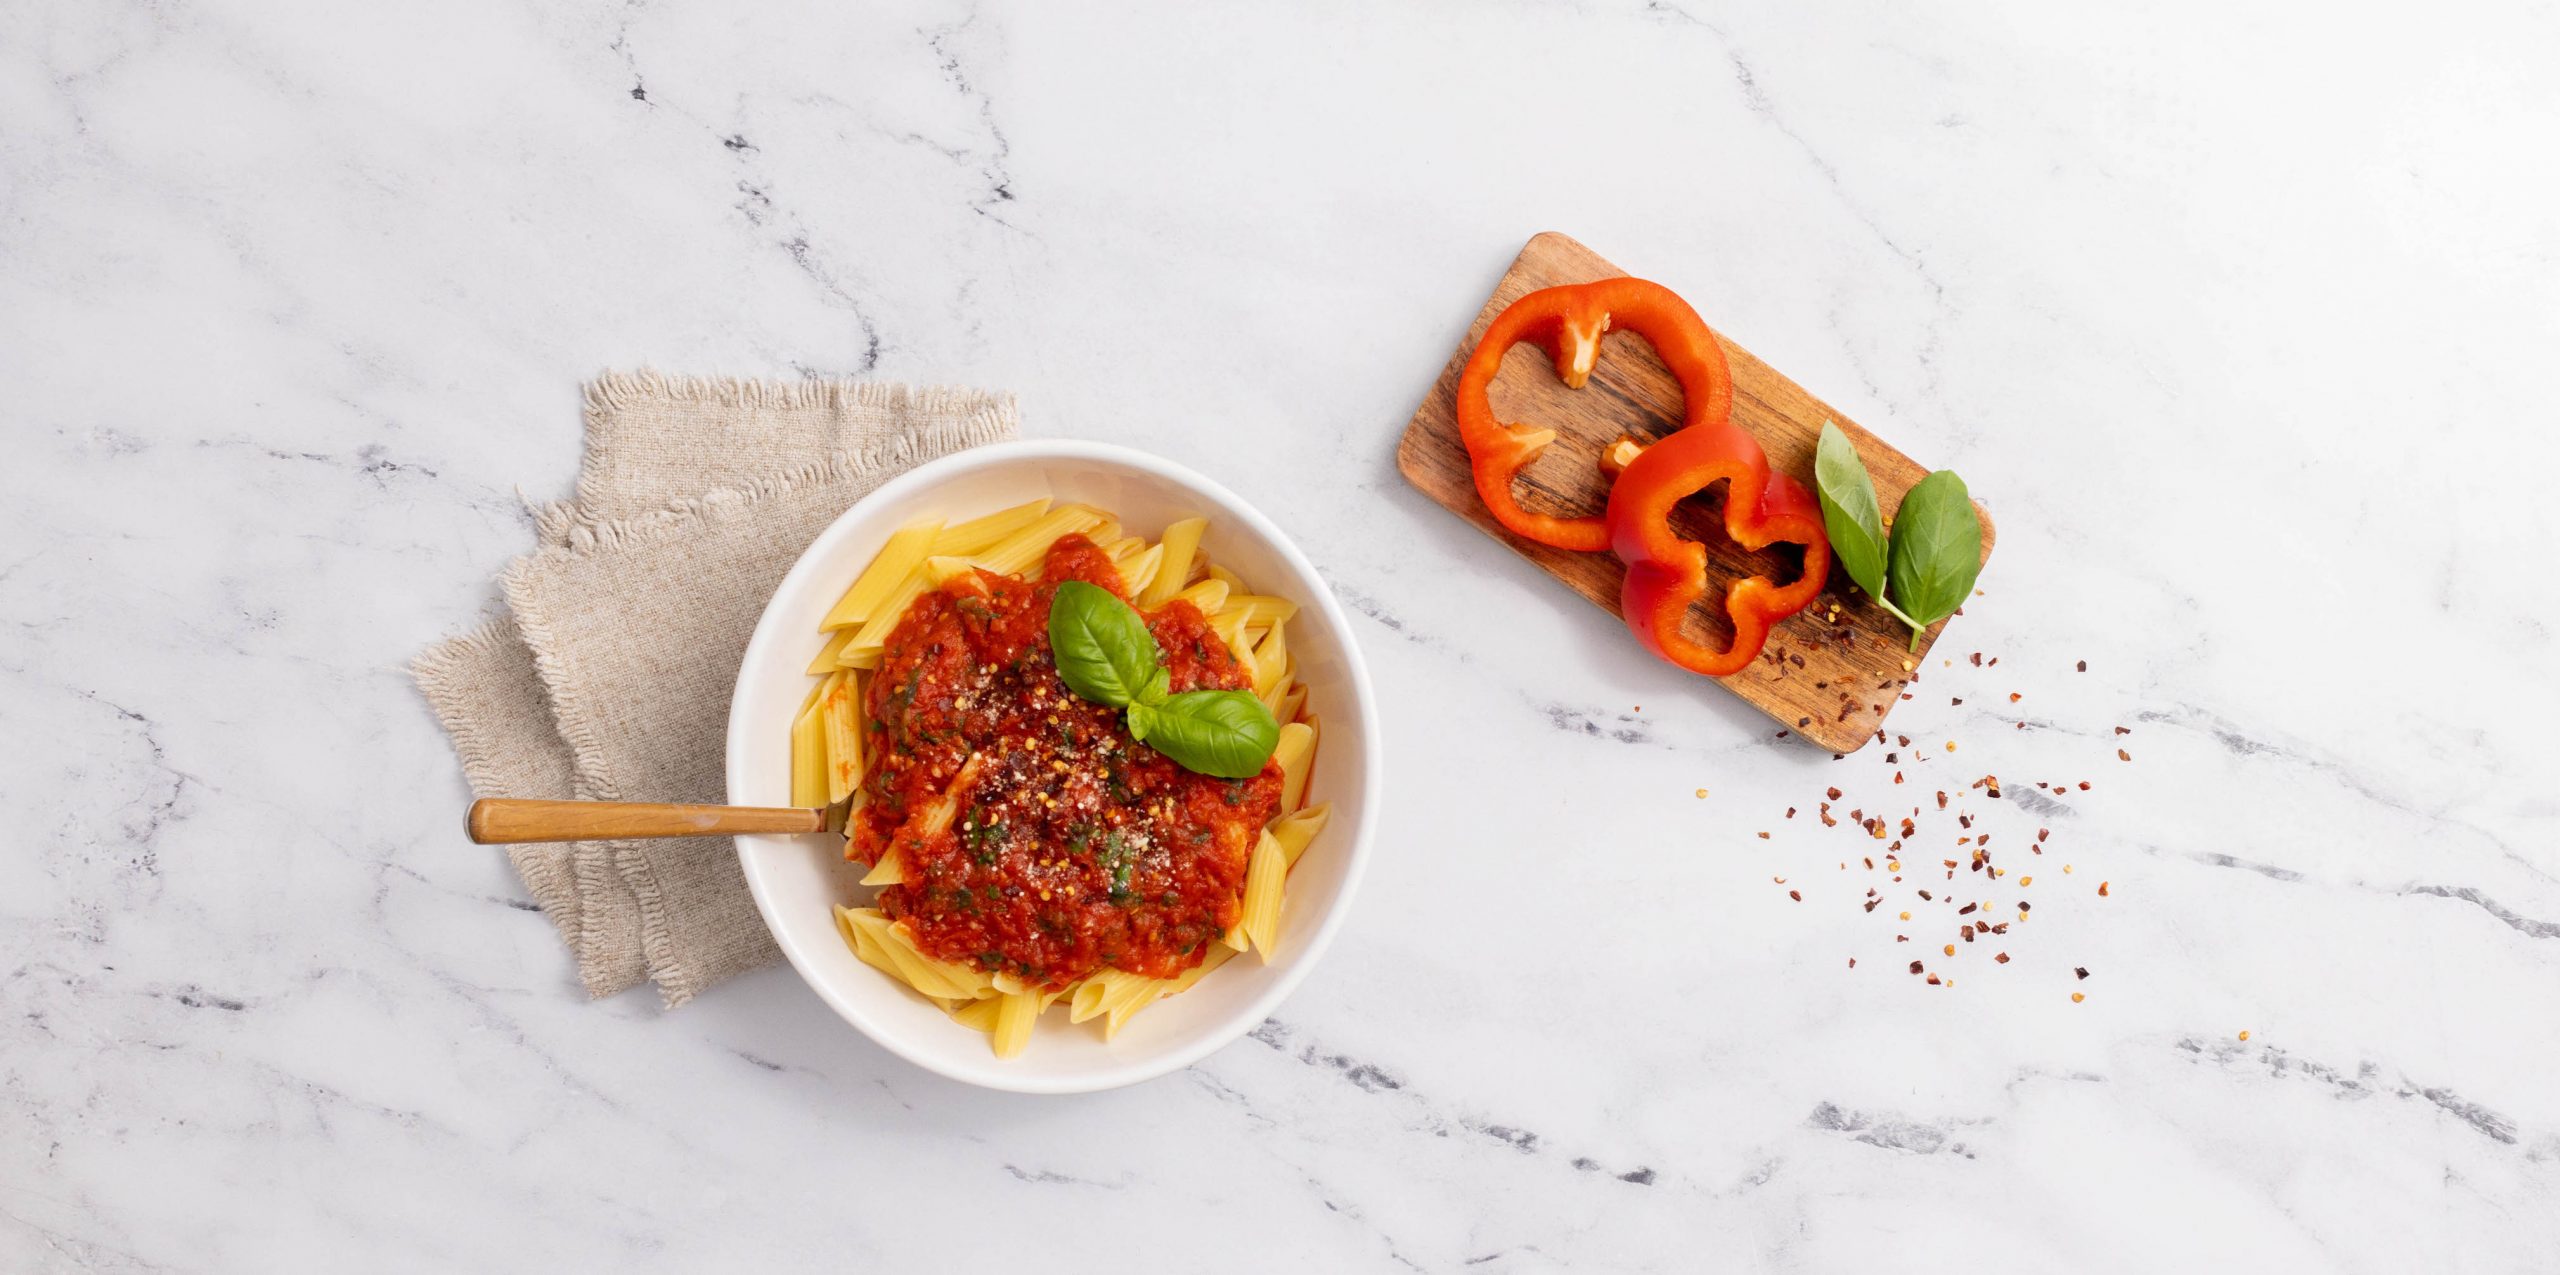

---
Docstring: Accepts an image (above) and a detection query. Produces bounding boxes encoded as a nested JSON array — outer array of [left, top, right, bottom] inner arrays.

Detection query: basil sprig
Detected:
[[1047, 580, 1280, 779], [1813, 422, 1984, 650]]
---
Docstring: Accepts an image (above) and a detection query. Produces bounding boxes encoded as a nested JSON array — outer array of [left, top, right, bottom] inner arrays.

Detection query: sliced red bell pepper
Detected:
[[1453, 278, 1733, 553], [1608, 417, 1831, 678]]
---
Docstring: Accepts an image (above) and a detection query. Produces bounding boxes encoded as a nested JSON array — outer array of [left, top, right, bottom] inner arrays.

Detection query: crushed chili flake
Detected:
[[1995, 952, 2010, 963], [2099, 881, 2111, 897], [1789, 890, 1802, 902]]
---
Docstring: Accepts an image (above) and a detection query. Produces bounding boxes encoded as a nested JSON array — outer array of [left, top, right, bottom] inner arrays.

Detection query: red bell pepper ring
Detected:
[[1608, 416, 1831, 678], [1454, 278, 1734, 553]]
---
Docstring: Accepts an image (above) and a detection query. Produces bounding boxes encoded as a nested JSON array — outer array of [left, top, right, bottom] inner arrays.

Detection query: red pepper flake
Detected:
[[1785, 807, 1797, 819], [2076, 660, 2087, 672], [1757, 831, 1771, 840], [1927, 973, 1942, 985], [1826, 787, 1842, 801], [2078, 781, 2092, 791], [1848, 957, 1856, 968], [1789, 890, 1802, 902], [2118, 749, 2132, 762], [1958, 902, 1977, 915], [1909, 960, 1924, 974], [2008, 692, 2021, 703], [1970, 652, 1982, 667], [1951, 697, 1964, 706], [1960, 925, 1975, 942], [2098, 881, 2111, 897], [2074, 967, 2090, 980], [2037, 828, 2049, 842], [1935, 791, 1948, 810], [1917, 890, 1933, 901], [2018, 901, 2032, 912], [2114, 726, 2130, 735], [1894, 772, 1905, 785], [1862, 857, 1874, 869], [1896, 735, 1911, 748], [1994, 952, 2010, 964]]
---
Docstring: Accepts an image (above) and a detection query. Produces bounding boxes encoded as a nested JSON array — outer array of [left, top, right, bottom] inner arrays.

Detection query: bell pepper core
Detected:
[[1453, 278, 1734, 553]]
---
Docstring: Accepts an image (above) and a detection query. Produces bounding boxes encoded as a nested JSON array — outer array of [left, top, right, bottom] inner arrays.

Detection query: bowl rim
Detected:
[[724, 438, 1381, 1094]]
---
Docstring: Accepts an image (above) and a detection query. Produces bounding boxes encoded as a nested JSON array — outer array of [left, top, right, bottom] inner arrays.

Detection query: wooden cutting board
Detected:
[[1396, 232, 1995, 753]]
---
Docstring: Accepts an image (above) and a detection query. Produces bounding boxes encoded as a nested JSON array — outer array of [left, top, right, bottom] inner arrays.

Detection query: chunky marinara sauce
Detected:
[[853, 533, 1281, 988]]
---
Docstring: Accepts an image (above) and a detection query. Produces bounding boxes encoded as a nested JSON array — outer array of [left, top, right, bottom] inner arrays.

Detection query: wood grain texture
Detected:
[[1396, 232, 1996, 753], [465, 798, 825, 845]]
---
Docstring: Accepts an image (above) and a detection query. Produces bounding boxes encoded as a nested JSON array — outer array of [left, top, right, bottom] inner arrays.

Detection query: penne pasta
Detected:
[[991, 988, 1041, 1058], [1170, 578, 1231, 616], [1276, 682, 1307, 726], [1219, 595, 1300, 629], [820, 670, 865, 804], [842, 567, 934, 664], [1208, 563, 1247, 593], [1139, 517, 1207, 607], [930, 497, 1052, 557], [822, 520, 943, 631], [950, 995, 1003, 1033], [791, 698, 828, 808], [1117, 543, 1166, 598], [1267, 802, 1331, 868], [976, 505, 1109, 577], [805, 628, 856, 675], [919, 555, 973, 585], [1274, 720, 1316, 812], [1250, 619, 1289, 698], [1238, 830, 1285, 962]]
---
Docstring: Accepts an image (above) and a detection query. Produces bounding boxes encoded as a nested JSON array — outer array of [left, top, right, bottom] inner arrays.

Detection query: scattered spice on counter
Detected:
[[2074, 967, 2089, 980], [2071, 992, 2085, 1003], [2099, 881, 2111, 896], [2238, 1030, 2250, 1041], [1789, 890, 1802, 902]]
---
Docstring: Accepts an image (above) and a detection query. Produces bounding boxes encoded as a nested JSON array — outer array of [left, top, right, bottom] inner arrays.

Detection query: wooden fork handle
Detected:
[[466, 798, 825, 844]]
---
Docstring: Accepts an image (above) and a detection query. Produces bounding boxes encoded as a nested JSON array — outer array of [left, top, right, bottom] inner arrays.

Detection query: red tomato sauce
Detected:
[[854, 533, 1281, 988]]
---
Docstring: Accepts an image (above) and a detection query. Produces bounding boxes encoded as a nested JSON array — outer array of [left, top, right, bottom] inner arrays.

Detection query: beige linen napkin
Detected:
[[413, 373, 1017, 1005]]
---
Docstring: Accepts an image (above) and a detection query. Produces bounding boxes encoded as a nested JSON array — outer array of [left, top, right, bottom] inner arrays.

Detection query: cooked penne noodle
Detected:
[[991, 988, 1042, 1058], [976, 505, 1109, 577], [1267, 802, 1331, 868], [1208, 563, 1247, 593], [1238, 830, 1285, 962], [931, 497, 1052, 557], [791, 699, 828, 807], [1250, 619, 1289, 698], [1274, 720, 1316, 813], [820, 670, 865, 804], [843, 568, 933, 663], [822, 520, 943, 631], [1117, 543, 1166, 598], [921, 554, 981, 587], [1170, 578, 1231, 615], [1276, 681, 1307, 725], [1139, 516, 1207, 607], [1219, 595, 1300, 629], [950, 995, 1003, 1033], [805, 628, 856, 675]]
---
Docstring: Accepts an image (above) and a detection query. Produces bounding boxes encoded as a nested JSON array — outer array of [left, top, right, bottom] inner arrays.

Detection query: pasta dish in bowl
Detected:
[[726, 441, 1378, 1093]]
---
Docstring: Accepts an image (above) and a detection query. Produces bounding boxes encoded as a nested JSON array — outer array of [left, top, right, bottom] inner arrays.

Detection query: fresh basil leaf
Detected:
[[1137, 667, 1171, 707], [1885, 469, 1984, 636], [1126, 700, 1156, 742], [1048, 580, 1161, 708], [1814, 422, 1890, 602], [1136, 690, 1280, 779]]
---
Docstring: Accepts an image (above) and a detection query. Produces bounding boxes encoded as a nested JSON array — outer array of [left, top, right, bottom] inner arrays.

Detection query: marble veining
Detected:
[[4, 0, 2556, 1270]]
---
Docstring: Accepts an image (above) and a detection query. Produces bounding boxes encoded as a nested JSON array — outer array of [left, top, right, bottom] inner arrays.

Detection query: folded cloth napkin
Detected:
[[413, 372, 1017, 1005]]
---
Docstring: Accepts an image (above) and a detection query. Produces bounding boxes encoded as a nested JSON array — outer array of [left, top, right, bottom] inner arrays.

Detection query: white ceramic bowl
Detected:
[[725, 440, 1380, 1093]]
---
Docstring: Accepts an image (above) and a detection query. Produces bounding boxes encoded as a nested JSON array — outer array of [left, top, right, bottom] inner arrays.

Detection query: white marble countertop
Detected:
[[7, 1, 2556, 1270]]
